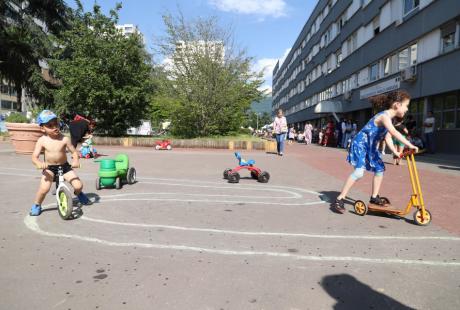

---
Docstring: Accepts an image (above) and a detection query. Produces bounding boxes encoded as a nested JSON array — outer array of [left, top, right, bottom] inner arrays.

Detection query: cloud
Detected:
[[252, 48, 291, 95], [252, 57, 278, 95], [208, 0, 287, 18]]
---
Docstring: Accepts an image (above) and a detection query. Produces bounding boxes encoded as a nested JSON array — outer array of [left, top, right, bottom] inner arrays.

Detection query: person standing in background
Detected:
[[304, 121, 313, 145], [273, 109, 288, 156], [423, 111, 435, 154]]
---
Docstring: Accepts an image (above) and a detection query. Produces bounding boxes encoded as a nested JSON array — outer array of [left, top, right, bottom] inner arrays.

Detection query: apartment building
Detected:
[[272, 0, 460, 153], [0, 81, 18, 113], [116, 24, 145, 43]]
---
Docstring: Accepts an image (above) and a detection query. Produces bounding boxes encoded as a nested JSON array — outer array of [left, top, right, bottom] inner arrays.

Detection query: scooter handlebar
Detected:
[[400, 149, 416, 159]]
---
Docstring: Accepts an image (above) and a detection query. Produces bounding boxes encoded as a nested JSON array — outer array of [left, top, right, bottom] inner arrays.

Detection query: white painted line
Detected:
[[101, 197, 325, 206], [98, 191, 296, 200], [81, 216, 460, 241], [24, 216, 460, 267], [0, 168, 322, 201], [137, 180, 303, 198], [0, 169, 313, 200], [0, 171, 37, 178], [138, 176, 323, 196]]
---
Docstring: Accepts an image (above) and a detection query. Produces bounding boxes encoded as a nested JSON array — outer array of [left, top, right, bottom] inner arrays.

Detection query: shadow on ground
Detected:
[[321, 274, 416, 310], [318, 191, 355, 214], [438, 165, 460, 171]]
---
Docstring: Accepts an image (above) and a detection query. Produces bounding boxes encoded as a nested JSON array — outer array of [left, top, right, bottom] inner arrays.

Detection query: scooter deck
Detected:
[[367, 204, 406, 216]]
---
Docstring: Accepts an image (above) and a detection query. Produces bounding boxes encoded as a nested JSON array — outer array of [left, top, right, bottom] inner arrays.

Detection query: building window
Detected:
[[442, 30, 456, 53], [431, 92, 460, 130], [1, 100, 14, 110], [338, 12, 346, 32], [404, 0, 420, 16], [369, 63, 379, 81], [373, 16, 380, 36], [410, 43, 418, 65], [347, 33, 357, 55], [398, 48, 410, 70], [336, 50, 342, 67], [383, 57, 391, 76]]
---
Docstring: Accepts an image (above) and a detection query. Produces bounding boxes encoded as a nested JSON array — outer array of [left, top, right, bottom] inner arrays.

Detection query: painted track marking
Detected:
[[80, 216, 460, 241], [24, 216, 460, 267]]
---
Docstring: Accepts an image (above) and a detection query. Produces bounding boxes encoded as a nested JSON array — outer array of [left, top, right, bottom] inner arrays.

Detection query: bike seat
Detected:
[[234, 152, 255, 166]]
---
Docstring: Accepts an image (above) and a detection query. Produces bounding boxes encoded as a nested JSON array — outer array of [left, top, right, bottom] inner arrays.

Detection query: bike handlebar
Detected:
[[35, 164, 81, 169]]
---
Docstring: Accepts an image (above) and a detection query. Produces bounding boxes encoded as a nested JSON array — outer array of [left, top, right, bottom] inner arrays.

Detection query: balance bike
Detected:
[[223, 152, 270, 183], [353, 150, 432, 226], [37, 165, 78, 220]]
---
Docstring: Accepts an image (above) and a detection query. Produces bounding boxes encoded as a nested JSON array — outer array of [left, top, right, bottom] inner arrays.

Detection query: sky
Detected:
[[67, 0, 317, 94]]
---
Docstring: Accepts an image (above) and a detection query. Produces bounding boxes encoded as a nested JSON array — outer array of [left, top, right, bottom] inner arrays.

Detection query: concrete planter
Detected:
[[5, 123, 43, 154]]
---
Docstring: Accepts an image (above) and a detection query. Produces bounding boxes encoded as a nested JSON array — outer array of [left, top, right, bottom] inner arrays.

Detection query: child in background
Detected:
[[30, 110, 92, 216], [332, 90, 418, 213], [392, 117, 409, 165]]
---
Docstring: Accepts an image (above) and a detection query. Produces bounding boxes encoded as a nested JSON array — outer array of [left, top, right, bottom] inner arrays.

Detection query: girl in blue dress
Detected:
[[333, 90, 418, 213]]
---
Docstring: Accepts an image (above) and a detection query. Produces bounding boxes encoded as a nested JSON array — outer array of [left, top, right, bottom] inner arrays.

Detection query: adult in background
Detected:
[[343, 119, 353, 149], [304, 121, 313, 145], [273, 109, 288, 156], [423, 111, 435, 153], [337, 118, 345, 148], [405, 115, 416, 136], [321, 117, 336, 147], [69, 114, 96, 148]]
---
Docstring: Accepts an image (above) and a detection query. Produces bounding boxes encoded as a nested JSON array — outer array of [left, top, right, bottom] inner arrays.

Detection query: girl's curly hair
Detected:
[[370, 90, 411, 110]]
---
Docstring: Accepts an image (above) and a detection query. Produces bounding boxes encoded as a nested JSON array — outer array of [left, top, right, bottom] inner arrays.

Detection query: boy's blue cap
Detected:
[[37, 110, 57, 125]]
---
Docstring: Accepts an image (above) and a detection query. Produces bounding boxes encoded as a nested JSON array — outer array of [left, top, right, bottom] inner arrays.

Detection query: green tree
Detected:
[[149, 65, 181, 128], [156, 12, 264, 137], [50, 2, 154, 136], [0, 0, 70, 111], [245, 111, 272, 130]]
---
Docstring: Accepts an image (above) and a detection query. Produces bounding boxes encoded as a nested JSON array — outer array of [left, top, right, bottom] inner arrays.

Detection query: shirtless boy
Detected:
[[30, 110, 91, 216]]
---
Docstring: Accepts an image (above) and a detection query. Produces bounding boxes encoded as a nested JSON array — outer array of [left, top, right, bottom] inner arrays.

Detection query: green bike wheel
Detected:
[[57, 187, 73, 220]]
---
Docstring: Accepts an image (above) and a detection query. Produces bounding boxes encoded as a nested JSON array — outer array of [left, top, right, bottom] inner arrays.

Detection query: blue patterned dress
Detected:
[[347, 111, 388, 173]]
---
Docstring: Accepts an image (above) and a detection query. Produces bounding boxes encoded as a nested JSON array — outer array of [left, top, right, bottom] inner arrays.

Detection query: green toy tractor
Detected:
[[95, 154, 136, 190]]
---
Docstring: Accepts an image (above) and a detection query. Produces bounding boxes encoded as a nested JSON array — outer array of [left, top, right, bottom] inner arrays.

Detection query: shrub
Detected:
[[6, 113, 29, 123]]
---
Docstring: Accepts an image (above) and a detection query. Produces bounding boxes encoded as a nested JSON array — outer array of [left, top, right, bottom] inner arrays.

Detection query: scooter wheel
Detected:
[[127, 167, 136, 184], [95, 177, 101, 190], [155, 145, 161, 150], [413, 209, 432, 226], [258, 171, 270, 183], [223, 168, 232, 179], [250, 170, 259, 179], [228, 172, 240, 183], [354, 200, 368, 216], [166, 145, 172, 150], [115, 177, 122, 189], [57, 187, 73, 220]]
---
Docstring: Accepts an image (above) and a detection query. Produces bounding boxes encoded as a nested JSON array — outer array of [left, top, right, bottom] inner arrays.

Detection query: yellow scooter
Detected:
[[353, 150, 432, 226]]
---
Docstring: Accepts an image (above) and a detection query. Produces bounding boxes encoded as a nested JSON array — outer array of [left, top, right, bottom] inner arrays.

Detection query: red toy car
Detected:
[[154, 139, 172, 150], [223, 152, 270, 183]]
